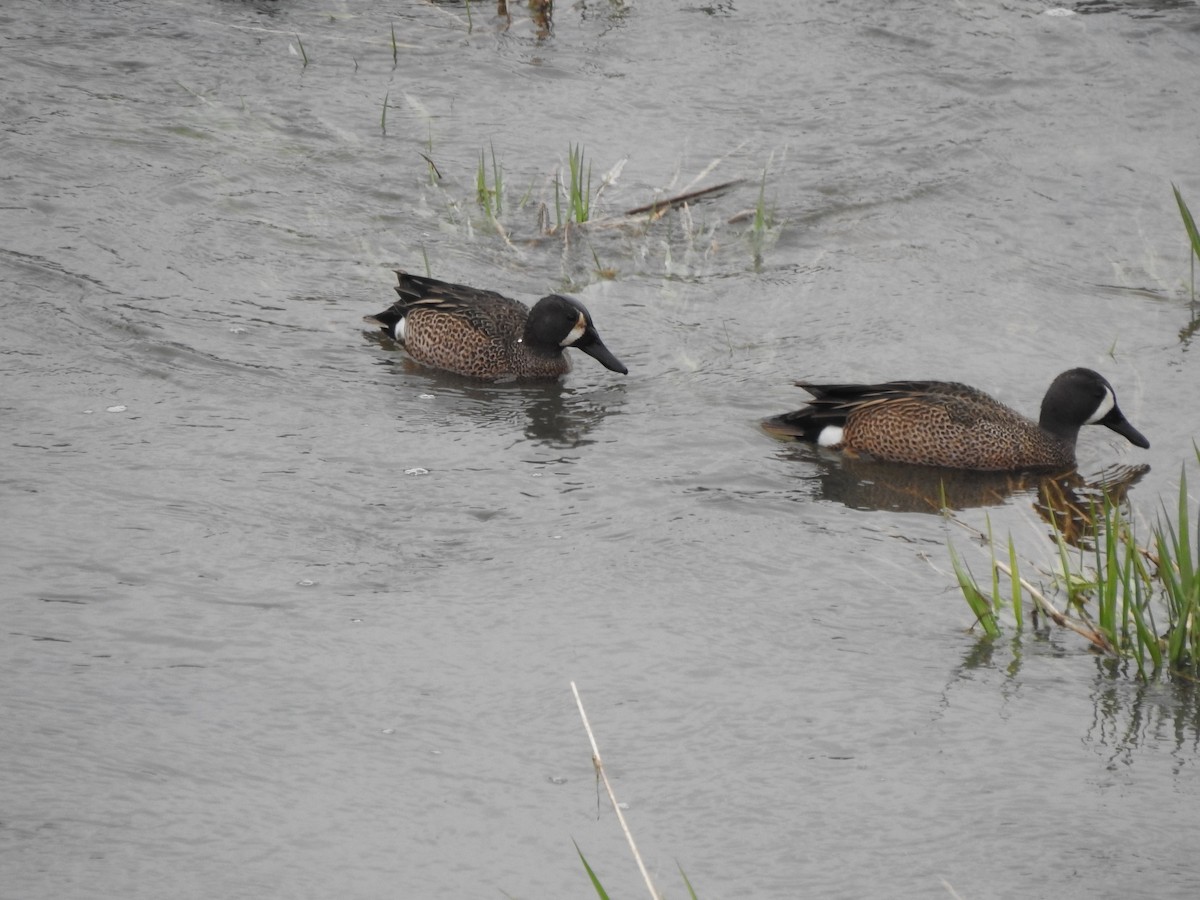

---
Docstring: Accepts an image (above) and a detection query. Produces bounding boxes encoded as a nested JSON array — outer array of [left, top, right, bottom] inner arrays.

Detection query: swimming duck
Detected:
[[365, 270, 628, 380], [761, 368, 1149, 471]]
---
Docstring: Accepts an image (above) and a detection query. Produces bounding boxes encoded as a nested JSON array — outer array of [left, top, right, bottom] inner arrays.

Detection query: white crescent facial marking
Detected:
[[1086, 387, 1115, 424], [818, 425, 845, 448], [560, 312, 587, 347]]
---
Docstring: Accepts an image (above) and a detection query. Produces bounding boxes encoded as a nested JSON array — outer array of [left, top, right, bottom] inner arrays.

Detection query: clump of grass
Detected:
[[557, 144, 593, 228], [476, 142, 503, 218], [951, 452, 1200, 678], [744, 165, 779, 269]]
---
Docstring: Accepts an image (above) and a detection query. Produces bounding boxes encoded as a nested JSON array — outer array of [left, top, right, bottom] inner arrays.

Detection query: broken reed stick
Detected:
[[623, 179, 745, 217], [570, 681, 662, 900]]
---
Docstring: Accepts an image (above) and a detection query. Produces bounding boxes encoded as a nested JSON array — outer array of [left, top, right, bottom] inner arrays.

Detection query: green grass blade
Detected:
[[1156, 527, 1187, 668], [573, 841, 611, 900], [1097, 500, 1119, 647], [1008, 534, 1023, 630], [986, 516, 1001, 616], [754, 169, 767, 235], [1172, 183, 1200, 260], [950, 543, 1000, 638], [490, 141, 503, 217], [1176, 466, 1194, 589], [679, 862, 700, 899], [1129, 559, 1160, 674], [1173, 183, 1199, 300], [475, 150, 492, 216], [567, 144, 591, 223]]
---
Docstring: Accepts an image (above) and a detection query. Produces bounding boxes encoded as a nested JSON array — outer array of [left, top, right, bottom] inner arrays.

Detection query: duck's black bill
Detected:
[[577, 330, 628, 375], [1100, 406, 1150, 449]]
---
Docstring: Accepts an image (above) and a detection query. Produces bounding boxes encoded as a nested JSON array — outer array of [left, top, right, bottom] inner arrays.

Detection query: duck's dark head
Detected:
[[526, 294, 628, 375], [1040, 368, 1149, 449]]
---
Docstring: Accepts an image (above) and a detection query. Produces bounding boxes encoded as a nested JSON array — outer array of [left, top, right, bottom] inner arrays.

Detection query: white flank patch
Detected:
[[394, 316, 407, 342], [560, 314, 587, 347], [818, 425, 844, 447], [1086, 387, 1115, 424]]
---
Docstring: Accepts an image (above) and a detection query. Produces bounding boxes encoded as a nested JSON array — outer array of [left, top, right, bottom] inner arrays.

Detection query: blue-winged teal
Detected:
[[364, 270, 627, 380], [761, 368, 1149, 471]]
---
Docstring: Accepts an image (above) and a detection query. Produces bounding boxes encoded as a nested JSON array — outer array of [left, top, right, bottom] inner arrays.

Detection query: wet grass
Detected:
[[748, 166, 778, 268], [563, 143, 593, 226], [476, 142, 503, 219], [950, 450, 1200, 679]]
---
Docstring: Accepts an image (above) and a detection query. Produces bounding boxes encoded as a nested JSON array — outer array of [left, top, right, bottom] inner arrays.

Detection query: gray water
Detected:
[[3, 1, 1200, 897]]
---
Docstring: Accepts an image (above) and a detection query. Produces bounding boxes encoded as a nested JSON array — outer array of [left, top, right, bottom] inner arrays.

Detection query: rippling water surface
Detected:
[[3, 1, 1200, 897]]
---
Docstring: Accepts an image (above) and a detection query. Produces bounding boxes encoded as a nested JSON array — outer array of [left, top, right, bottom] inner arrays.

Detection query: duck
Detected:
[[364, 269, 628, 380], [761, 368, 1149, 471]]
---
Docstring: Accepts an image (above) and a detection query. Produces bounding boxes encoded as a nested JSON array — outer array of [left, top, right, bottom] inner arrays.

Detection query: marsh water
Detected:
[[3, 1, 1200, 897]]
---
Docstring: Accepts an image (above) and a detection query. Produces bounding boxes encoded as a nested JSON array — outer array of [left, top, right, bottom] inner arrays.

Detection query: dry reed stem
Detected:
[[570, 681, 662, 900]]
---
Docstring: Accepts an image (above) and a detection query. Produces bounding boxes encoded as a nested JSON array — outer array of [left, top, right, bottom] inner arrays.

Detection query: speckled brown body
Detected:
[[762, 372, 1150, 473], [833, 383, 1074, 470], [399, 293, 569, 379]]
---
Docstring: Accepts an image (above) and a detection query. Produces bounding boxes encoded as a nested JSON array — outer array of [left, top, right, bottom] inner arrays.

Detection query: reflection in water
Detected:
[[1085, 666, 1200, 770], [1179, 304, 1200, 346], [781, 445, 1148, 547], [952, 635, 1200, 765], [1032, 464, 1149, 547], [364, 329, 622, 448], [521, 383, 622, 447]]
